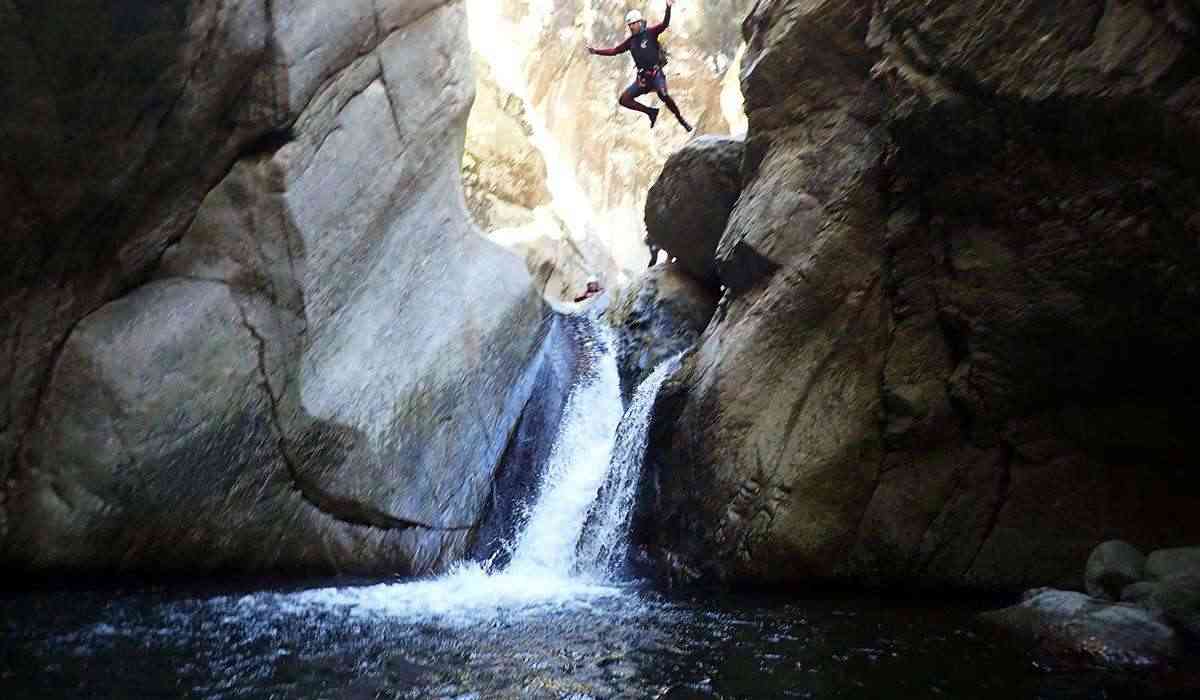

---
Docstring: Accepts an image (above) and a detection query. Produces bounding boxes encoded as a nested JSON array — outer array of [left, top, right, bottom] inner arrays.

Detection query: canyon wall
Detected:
[[646, 0, 1200, 592], [463, 0, 752, 296], [0, 0, 556, 576]]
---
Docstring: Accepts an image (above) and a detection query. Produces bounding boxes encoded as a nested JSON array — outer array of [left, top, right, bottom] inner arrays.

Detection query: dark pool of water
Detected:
[[0, 577, 1189, 699]]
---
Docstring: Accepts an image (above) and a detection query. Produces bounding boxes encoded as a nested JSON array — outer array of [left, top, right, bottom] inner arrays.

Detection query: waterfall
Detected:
[[576, 354, 682, 577], [282, 317, 679, 620], [505, 318, 624, 577]]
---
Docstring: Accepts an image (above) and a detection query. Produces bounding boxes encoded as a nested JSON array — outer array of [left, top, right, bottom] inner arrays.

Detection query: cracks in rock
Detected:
[[963, 443, 1014, 579], [878, 3, 1199, 161], [848, 148, 902, 565], [240, 126, 295, 159], [376, 0, 459, 37], [908, 460, 968, 578], [1081, 0, 1108, 53], [130, 0, 230, 186], [7, 288, 96, 524], [768, 278, 879, 474], [734, 446, 793, 567], [233, 297, 470, 534], [285, 0, 457, 139], [371, 7, 405, 144]]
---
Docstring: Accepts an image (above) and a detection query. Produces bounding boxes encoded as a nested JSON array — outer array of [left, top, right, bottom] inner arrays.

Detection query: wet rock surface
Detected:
[[1, 0, 550, 576], [469, 315, 586, 566], [990, 541, 1200, 669], [981, 589, 1184, 670], [604, 265, 718, 401], [645, 0, 1200, 592]]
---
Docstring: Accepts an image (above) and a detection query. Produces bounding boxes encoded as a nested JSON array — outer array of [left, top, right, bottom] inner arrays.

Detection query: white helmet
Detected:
[[625, 9, 644, 25], [587, 275, 600, 285]]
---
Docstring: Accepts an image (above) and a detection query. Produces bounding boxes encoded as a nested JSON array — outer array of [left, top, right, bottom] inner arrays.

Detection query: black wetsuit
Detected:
[[589, 7, 690, 130]]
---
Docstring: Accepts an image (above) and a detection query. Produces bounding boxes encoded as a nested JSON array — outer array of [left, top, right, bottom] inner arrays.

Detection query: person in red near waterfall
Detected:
[[585, 0, 693, 132], [574, 276, 604, 303]]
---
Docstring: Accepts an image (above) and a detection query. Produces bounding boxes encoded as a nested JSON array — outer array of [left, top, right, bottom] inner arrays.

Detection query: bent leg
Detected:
[[619, 84, 656, 119]]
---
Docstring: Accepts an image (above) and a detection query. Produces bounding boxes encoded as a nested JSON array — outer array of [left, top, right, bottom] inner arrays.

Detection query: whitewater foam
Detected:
[[243, 320, 680, 624], [577, 353, 683, 577]]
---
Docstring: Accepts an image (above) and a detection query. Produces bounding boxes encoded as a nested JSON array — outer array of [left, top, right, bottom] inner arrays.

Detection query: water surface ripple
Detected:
[[0, 581, 1180, 699]]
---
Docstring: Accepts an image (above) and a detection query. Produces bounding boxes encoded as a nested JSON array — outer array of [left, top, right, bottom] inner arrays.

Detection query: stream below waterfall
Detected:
[[0, 320, 1185, 698], [1, 581, 1180, 699]]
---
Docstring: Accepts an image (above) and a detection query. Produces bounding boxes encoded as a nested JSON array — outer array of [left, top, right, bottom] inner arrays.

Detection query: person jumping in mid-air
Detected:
[[586, 0, 692, 132]]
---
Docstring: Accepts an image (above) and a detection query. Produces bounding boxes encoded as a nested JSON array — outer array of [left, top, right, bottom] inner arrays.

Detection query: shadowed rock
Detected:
[[981, 589, 1183, 670], [1147, 547, 1200, 581], [1122, 581, 1160, 606], [644, 0, 1200, 592], [1152, 574, 1200, 641], [604, 264, 719, 401], [645, 136, 745, 286], [1086, 541, 1147, 601]]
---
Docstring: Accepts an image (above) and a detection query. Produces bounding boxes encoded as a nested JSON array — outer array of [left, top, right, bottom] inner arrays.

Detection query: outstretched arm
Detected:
[[650, 1, 673, 36], [587, 37, 631, 56]]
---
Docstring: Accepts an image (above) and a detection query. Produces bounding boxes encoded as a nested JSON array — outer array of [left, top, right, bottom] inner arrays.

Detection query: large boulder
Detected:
[[646, 136, 746, 286], [1151, 574, 1200, 641], [1122, 581, 1160, 606], [2, 1, 553, 576], [1147, 547, 1200, 581], [604, 264, 719, 400], [981, 589, 1184, 669], [1086, 541, 1147, 601], [645, 0, 1200, 591]]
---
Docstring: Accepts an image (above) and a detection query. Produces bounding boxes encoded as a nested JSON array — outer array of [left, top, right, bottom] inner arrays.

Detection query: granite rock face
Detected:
[[645, 0, 1200, 591], [1, 0, 552, 576], [604, 264, 719, 400]]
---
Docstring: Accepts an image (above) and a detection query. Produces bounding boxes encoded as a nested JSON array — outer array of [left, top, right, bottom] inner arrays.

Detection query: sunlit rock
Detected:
[[463, 0, 753, 293], [2, 0, 549, 576]]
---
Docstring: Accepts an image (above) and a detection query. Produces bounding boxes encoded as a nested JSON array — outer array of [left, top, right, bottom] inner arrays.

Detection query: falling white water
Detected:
[[577, 353, 683, 577], [245, 319, 681, 623], [505, 319, 624, 577]]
